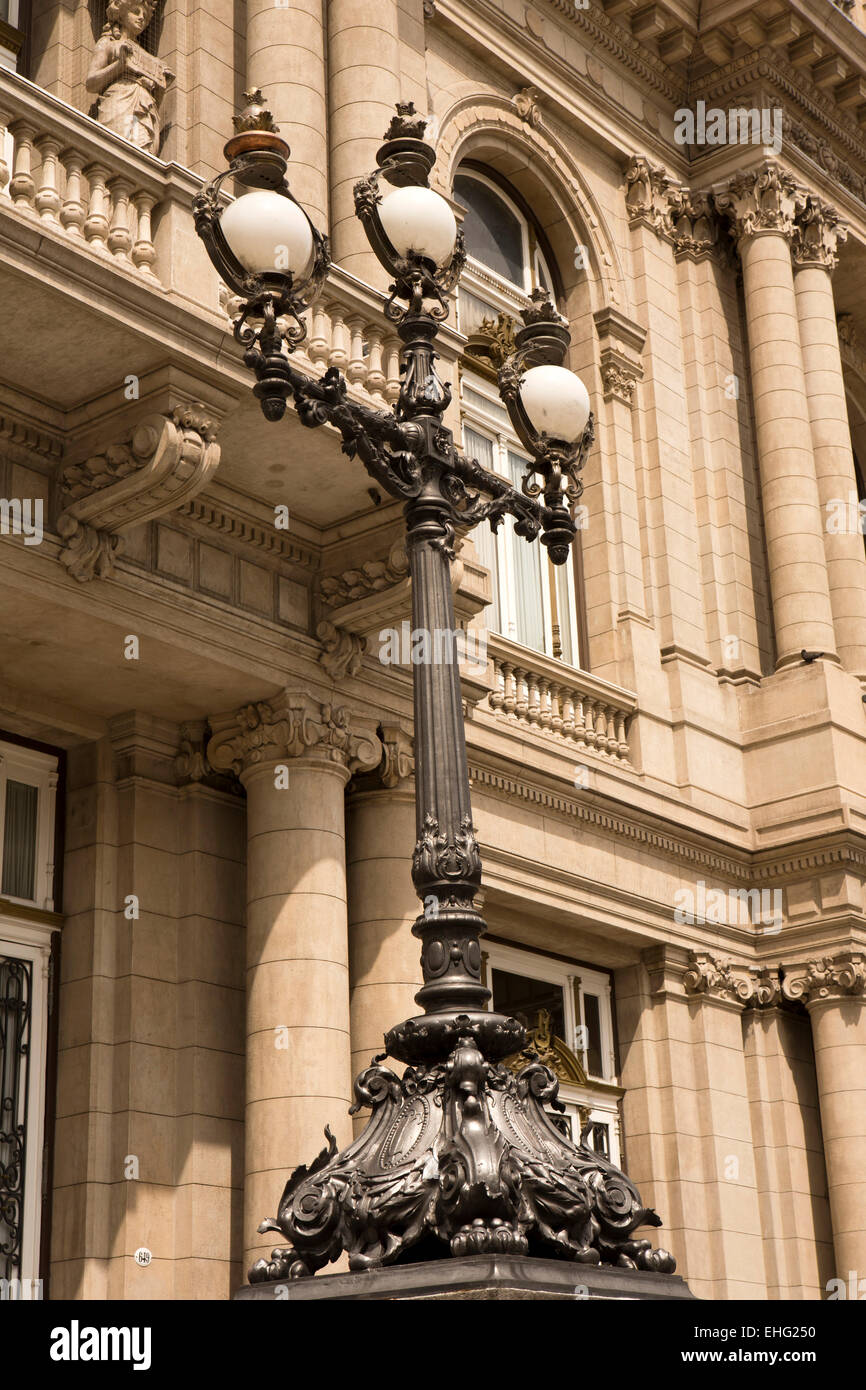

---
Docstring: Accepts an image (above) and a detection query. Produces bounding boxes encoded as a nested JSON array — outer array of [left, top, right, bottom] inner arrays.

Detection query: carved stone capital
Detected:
[[316, 620, 366, 681], [713, 163, 801, 247], [683, 951, 781, 1008], [624, 155, 677, 239], [782, 952, 866, 1006], [667, 189, 721, 263], [380, 720, 415, 788], [57, 403, 221, 582], [792, 195, 848, 271], [207, 692, 382, 779], [600, 360, 640, 405]]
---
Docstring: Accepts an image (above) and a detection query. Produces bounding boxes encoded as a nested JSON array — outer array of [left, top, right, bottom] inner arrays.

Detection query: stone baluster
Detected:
[[346, 315, 367, 385], [514, 667, 529, 722], [538, 677, 552, 731], [60, 150, 86, 236], [488, 660, 505, 713], [308, 303, 330, 364], [366, 328, 386, 400], [9, 121, 37, 208], [615, 710, 629, 760], [550, 682, 563, 736], [526, 670, 541, 726], [0, 109, 10, 197], [131, 191, 158, 276], [502, 662, 516, 717], [328, 306, 349, 372], [107, 177, 134, 262], [34, 134, 62, 224], [561, 688, 576, 739], [83, 163, 111, 251], [384, 336, 402, 404]]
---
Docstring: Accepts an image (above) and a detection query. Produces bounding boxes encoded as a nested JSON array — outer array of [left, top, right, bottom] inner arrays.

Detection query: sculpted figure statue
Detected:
[[86, 1, 173, 156]]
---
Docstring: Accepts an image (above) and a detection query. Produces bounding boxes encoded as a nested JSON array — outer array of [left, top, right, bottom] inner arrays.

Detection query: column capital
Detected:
[[624, 154, 677, 240], [379, 720, 415, 788], [782, 951, 866, 1006], [683, 951, 781, 1009], [713, 162, 801, 247], [667, 188, 723, 263], [791, 194, 848, 271], [207, 692, 382, 779]]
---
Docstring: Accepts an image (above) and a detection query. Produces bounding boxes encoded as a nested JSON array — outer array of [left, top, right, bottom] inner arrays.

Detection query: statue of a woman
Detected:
[[86, 1, 173, 156]]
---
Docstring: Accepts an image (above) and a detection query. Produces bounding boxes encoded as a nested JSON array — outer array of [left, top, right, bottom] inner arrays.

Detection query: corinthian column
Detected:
[[245, 3, 328, 228], [792, 197, 866, 679], [715, 165, 837, 669], [208, 694, 380, 1272], [346, 721, 421, 1132], [327, 0, 399, 281], [783, 953, 866, 1281]]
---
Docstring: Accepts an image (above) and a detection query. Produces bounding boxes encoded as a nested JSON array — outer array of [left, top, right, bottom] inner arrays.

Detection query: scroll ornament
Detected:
[[57, 404, 220, 582]]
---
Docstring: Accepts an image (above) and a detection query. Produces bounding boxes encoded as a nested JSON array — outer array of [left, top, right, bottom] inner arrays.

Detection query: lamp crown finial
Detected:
[[233, 90, 280, 136]]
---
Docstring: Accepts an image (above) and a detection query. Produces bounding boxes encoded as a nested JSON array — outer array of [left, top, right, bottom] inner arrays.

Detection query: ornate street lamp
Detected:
[[194, 92, 676, 1286]]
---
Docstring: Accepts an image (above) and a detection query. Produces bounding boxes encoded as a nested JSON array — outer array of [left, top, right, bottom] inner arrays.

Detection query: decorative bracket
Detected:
[[57, 403, 221, 582]]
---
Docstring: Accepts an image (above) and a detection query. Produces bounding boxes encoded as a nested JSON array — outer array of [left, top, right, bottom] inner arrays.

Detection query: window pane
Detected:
[[583, 992, 603, 1076], [589, 1122, 610, 1159], [464, 428, 501, 631], [507, 451, 546, 652], [491, 968, 565, 1041], [1, 781, 38, 901], [454, 174, 525, 287], [0, 955, 32, 1282]]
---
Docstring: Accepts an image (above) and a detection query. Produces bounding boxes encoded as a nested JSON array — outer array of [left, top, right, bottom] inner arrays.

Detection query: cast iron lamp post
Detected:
[[194, 92, 676, 1282]]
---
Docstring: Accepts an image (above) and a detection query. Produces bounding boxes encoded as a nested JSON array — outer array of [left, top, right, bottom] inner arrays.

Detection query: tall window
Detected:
[[0, 737, 58, 1296], [454, 168, 584, 666], [484, 940, 623, 1165]]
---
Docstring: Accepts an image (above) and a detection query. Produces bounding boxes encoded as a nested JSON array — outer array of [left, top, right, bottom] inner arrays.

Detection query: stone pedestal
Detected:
[[234, 1254, 696, 1300]]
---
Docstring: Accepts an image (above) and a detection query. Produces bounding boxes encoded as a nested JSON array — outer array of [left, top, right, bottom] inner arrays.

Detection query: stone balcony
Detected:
[[0, 68, 462, 529], [483, 633, 637, 767]]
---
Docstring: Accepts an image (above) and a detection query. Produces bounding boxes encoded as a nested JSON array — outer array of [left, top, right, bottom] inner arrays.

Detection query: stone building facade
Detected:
[[1, 0, 865, 1301]]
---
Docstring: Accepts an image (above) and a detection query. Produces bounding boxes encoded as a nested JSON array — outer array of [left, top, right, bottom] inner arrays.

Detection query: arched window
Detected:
[[454, 166, 586, 668]]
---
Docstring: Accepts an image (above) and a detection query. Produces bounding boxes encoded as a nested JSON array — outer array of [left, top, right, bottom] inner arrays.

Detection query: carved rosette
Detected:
[[600, 360, 639, 405], [683, 951, 781, 1008], [713, 163, 801, 248], [248, 1036, 676, 1284], [57, 404, 221, 582], [782, 952, 866, 1006], [207, 693, 382, 779], [316, 620, 366, 681], [791, 195, 848, 271], [624, 155, 676, 239]]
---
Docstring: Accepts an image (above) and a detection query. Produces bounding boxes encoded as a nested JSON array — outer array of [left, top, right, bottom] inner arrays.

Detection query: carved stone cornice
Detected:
[[207, 692, 382, 778], [713, 163, 801, 247], [624, 155, 677, 239], [57, 404, 220, 582], [782, 951, 866, 1006], [683, 951, 781, 1008], [791, 194, 848, 270]]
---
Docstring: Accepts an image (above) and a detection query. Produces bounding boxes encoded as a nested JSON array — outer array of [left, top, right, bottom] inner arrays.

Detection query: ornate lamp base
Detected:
[[247, 1020, 677, 1285]]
